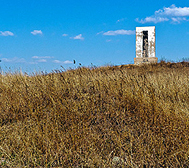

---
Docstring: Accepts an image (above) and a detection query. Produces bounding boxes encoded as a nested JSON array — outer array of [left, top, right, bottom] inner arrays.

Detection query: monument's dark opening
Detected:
[[143, 31, 148, 58]]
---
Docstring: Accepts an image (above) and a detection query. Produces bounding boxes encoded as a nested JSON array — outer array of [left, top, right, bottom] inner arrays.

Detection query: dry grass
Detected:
[[0, 61, 189, 167]]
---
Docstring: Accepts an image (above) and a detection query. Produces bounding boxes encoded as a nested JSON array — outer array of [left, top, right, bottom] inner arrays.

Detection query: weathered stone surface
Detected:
[[135, 26, 158, 65], [134, 57, 158, 65]]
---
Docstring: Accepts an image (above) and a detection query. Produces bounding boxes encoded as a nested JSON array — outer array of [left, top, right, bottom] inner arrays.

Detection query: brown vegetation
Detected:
[[0, 61, 189, 167]]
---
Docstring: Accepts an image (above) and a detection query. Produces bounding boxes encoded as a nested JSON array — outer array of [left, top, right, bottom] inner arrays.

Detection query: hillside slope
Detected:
[[0, 61, 189, 167]]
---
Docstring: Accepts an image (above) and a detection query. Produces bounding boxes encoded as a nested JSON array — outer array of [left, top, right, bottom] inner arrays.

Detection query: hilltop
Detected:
[[0, 61, 189, 167]]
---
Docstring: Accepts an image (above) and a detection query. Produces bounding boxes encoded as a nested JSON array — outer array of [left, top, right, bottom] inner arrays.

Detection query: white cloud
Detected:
[[53, 60, 73, 64], [136, 17, 169, 24], [32, 57, 73, 64], [171, 17, 189, 23], [96, 31, 104, 35], [136, 4, 189, 24], [70, 34, 84, 40], [156, 4, 189, 17], [37, 59, 47, 62], [1, 57, 53, 64], [64, 60, 73, 64], [103, 30, 135, 36], [0, 31, 14, 36], [62, 34, 68, 36], [53, 60, 61, 63], [32, 56, 54, 63], [31, 30, 43, 35], [2, 57, 25, 63], [32, 56, 53, 59]]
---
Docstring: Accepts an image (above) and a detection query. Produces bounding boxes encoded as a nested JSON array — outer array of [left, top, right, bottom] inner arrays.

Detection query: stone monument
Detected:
[[134, 26, 158, 64]]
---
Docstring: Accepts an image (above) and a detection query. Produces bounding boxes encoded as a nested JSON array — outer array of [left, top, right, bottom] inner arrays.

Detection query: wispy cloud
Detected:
[[53, 60, 73, 64], [31, 30, 43, 35], [1, 57, 25, 63], [37, 59, 47, 63], [31, 56, 54, 63], [96, 31, 104, 35], [0, 31, 14, 36], [136, 4, 189, 24], [1, 56, 54, 64], [171, 17, 189, 23], [62, 34, 68, 37], [32, 56, 54, 59], [135, 17, 169, 24], [103, 30, 135, 36], [70, 34, 84, 40], [156, 4, 189, 16], [116, 18, 127, 23]]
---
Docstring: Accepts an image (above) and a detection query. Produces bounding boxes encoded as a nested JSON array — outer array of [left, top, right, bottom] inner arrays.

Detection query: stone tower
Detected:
[[134, 26, 158, 64]]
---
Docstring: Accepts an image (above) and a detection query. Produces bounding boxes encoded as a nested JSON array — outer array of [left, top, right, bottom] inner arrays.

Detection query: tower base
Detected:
[[134, 57, 158, 65]]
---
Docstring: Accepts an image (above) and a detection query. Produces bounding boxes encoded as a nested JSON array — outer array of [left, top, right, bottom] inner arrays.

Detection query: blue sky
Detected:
[[0, 0, 189, 73]]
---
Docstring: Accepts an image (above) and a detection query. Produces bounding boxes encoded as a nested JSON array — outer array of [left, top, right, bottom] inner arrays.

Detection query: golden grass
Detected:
[[0, 61, 189, 167]]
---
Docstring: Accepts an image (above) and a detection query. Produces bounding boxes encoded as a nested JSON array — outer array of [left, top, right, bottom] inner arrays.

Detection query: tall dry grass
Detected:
[[0, 61, 189, 167]]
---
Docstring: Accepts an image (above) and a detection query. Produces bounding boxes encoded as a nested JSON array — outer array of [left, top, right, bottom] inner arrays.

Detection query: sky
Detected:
[[0, 0, 189, 73]]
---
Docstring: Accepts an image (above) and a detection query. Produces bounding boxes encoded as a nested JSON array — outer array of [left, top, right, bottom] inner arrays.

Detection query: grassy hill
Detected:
[[0, 61, 189, 167]]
